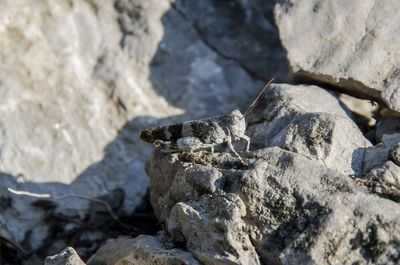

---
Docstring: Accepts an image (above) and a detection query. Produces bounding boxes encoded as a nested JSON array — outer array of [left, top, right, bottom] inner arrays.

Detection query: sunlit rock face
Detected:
[[275, 0, 400, 112], [0, 0, 288, 262], [0, 0, 177, 259]]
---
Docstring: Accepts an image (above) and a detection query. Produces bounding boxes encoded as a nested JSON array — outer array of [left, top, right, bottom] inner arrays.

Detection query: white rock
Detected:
[[363, 133, 400, 174], [86, 234, 201, 265], [1, 0, 271, 257], [0, 0, 180, 253], [146, 146, 400, 265], [275, 0, 400, 112], [246, 83, 371, 176], [44, 247, 86, 265], [168, 194, 260, 265]]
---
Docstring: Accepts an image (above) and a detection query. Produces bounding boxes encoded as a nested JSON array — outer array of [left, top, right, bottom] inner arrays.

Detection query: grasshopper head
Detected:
[[227, 109, 246, 137]]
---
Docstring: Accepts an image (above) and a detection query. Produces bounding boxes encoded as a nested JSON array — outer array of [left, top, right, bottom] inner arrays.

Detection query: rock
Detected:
[[149, 0, 271, 117], [168, 194, 260, 265], [86, 234, 201, 265], [1, 0, 285, 261], [362, 134, 400, 201], [275, 0, 400, 112], [246, 83, 371, 176], [363, 133, 400, 174], [169, 0, 290, 82], [146, 147, 400, 265], [336, 93, 378, 138], [390, 142, 400, 166], [375, 117, 400, 142], [0, 0, 175, 257], [367, 161, 400, 190], [44, 247, 86, 265]]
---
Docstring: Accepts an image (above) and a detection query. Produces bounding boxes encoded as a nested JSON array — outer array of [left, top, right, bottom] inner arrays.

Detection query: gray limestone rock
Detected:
[[170, 0, 289, 82], [362, 134, 400, 201], [275, 0, 400, 112], [44, 247, 85, 265], [146, 147, 400, 265], [86, 234, 201, 265], [375, 117, 400, 142], [246, 83, 371, 176], [149, 1, 269, 117], [168, 194, 260, 265], [390, 142, 400, 166], [1, 0, 287, 261], [367, 161, 400, 190], [363, 133, 400, 174], [0, 0, 174, 257]]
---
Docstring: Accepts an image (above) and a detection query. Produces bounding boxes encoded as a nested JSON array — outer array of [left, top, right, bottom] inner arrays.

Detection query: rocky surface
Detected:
[[139, 83, 399, 264], [275, 0, 400, 112], [375, 117, 400, 142], [86, 233, 201, 265], [144, 147, 400, 265], [362, 133, 400, 202], [0, 0, 288, 263], [3, 0, 400, 264], [169, 0, 289, 82], [44, 247, 85, 265], [246, 83, 371, 176], [363, 134, 400, 175]]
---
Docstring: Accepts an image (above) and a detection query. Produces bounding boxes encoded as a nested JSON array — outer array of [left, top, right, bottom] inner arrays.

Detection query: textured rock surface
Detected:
[[143, 84, 398, 264], [245, 83, 371, 176], [146, 147, 400, 265], [148, 0, 285, 116], [275, 0, 400, 112], [7, 0, 400, 264], [0, 0, 288, 261], [168, 194, 260, 265], [362, 134, 400, 202], [44, 247, 85, 265], [375, 117, 400, 142], [87, 234, 201, 265], [363, 134, 400, 174], [0, 0, 176, 256], [169, 0, 289, 82], [390, 142, 400, 166]]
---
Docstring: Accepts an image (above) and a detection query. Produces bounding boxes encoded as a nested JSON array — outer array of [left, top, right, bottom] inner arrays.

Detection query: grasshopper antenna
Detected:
[[241, 77, 275, 120]]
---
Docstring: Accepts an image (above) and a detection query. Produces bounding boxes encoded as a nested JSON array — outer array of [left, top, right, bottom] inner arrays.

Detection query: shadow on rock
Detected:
[[0, 115, 191, 264]]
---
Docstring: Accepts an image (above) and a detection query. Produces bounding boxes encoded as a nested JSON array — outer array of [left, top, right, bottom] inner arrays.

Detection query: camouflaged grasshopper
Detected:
[[139, 78, 274, 166]]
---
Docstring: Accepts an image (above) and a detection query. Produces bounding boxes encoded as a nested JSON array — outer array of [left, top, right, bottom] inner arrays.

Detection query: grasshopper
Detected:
[[139, 78, 274, 166]]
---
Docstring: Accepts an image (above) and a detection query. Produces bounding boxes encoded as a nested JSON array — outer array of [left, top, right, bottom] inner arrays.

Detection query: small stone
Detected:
[[390, 142, 400, 166], [375, 117, 400, 142], [363, 134, 400, 174], [44, 247, 85, 265], [87, 234, 201, 265]]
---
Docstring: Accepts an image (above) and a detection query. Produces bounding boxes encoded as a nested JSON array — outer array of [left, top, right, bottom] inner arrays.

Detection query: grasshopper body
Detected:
[[140, 78, 274, 166], [139, 109, 250, 165]]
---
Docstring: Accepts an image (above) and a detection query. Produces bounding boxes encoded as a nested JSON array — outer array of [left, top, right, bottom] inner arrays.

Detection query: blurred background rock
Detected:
[[0, 0, 288, 263]]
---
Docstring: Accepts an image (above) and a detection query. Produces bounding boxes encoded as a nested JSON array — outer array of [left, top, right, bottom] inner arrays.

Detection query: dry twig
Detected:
[[7, 188, 119, 221]]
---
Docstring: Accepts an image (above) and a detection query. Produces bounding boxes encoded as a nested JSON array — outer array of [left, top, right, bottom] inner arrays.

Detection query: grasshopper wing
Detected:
[[139, 123, 183, 143]]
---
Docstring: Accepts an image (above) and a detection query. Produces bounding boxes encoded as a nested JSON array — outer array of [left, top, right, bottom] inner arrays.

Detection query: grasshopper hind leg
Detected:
[[226, 130, 248, 166], [240, 135, 250, 152]]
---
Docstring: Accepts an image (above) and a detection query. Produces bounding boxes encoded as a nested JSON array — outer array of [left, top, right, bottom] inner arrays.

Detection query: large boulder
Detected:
[[1, 0, 286, 262], [275, 0, 400, 112], [146, 147, 400, 265], [246, 83, 371, 176], [143, 83, 398, 264]]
